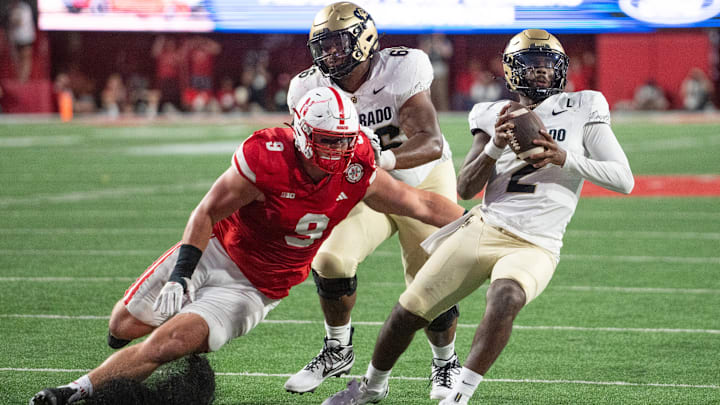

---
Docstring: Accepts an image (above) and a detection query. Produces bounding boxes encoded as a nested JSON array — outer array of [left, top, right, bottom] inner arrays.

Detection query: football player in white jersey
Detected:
[[284, 2, 461, 399], [323, 29, 634, 405]]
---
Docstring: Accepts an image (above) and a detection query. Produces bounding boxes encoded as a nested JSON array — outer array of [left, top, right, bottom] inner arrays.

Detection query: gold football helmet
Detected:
[[308, 2, 379, 79], [502, 29, 569, 101]]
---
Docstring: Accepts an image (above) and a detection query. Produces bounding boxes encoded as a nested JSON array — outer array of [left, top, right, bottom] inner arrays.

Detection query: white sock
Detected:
[[63, 374, 93, 402], [325, 320, 352, 346], [429, 336, 456, 364], [447, 367, 483, 403], [365, 362, 391, 392]]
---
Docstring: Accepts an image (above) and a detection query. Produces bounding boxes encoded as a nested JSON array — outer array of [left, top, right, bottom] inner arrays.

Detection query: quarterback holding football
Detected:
[[323, 29, 634, 405]]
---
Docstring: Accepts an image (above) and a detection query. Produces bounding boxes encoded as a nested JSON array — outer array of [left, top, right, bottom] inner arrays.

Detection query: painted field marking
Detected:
[[0, 368, 716, 390], [469, 175, 720, 198], [1, 314, 718, 334], [125, 142, 240, 155], [582, 175, 720, 197], [2, 249, 718, 265], [1, 277, 719, 296], [2, 228, 718, 240], [0, 183, 210, 208]]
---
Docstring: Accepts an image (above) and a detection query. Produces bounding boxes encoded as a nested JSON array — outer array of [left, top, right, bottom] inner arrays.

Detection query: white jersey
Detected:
[[288, 47, 452, 187], [468, 90, 633, 258]]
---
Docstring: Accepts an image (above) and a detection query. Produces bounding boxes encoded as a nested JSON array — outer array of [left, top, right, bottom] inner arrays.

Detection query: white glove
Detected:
[[152, 278, 195, 317], [360, 126, 382, 165], [377, 150, 397, 170], [362, 125, 396, 170]]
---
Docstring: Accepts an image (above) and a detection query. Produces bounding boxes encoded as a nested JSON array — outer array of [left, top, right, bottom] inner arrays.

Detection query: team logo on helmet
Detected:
[[308, 2, 379, 79], [345, 162, 364, 183]]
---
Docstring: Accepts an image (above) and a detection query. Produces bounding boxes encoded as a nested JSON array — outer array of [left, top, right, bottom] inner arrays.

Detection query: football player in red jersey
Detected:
[[29, 86, 465, 405]]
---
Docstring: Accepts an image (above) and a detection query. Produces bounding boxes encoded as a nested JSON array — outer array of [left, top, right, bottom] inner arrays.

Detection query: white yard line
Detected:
[[2, 248, 718, 264], [0, 228, 179, 235], [566, 230, 720, 240], [0, 367, 716, 390], [0, 135, 82, 148], [621, 134, 720, 152], [576, 210, 720, 220], [0, 277, 135, 282], [2, 277, 719, 295], [560, 254, 720, 264], [0, 249, 160, 256], [2, 228, 718, 240], [125, 142, 239, 155], [0, 183, 210, 208], [3, 209, 189, 217], [1, 314, 718, 334]]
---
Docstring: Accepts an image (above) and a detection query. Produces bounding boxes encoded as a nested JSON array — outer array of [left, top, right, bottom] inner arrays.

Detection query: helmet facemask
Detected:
[[308, 3, 379, 80], [504, 49, 568, 101], [309, 29, 362, 79], [502, 29, 569, 103], [292, 87, 360, 174]]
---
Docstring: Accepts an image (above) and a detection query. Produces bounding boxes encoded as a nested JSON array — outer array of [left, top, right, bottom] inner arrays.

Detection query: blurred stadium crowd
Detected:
[[1, 0, 718, 117]]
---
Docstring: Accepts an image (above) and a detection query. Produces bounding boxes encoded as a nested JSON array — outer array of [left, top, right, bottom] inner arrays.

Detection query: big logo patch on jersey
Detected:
[[345, 163, 364, 183]]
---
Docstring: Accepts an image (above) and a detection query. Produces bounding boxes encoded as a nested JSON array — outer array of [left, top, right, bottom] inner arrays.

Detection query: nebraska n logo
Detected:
[[336, 192, 348, 201]]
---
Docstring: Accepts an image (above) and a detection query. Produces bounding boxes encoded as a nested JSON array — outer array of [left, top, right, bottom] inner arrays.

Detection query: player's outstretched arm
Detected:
[[181, 166, 262, 251], [392, 90, 444, 169], [363, 168, 464, 227]]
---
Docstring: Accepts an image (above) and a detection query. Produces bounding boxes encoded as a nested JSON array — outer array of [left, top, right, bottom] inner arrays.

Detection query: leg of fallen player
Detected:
[[30, 314, 210, 404], [91, 313, 210, 384]]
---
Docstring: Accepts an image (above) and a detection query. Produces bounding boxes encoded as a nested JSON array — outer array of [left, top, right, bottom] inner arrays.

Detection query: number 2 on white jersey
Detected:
[[285, 213, 330, 247]]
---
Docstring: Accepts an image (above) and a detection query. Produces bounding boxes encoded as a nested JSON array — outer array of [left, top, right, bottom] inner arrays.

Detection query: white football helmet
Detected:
[[292, 86, 360, 174]]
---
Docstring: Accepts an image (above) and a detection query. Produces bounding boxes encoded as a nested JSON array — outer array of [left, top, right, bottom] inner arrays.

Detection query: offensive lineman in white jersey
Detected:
[[284, 2, 461, 400], [323, 29, 634, 405]]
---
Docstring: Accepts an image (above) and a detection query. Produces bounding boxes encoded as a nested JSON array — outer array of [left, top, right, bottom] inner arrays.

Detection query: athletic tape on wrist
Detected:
[[483, 139, 504, 160], [379, 150, 396, 170]]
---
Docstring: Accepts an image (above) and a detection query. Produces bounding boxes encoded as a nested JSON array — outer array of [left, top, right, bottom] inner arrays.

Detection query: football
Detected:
[[505, 101, 547, 162]]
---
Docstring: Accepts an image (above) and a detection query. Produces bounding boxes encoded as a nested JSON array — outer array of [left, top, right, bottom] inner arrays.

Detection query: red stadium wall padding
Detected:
[[595, 31, 711, 109], [0, 79, 53, 113]]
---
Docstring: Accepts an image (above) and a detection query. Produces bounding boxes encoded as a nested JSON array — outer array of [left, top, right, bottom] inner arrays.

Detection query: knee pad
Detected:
[[107, 332, 131, 349], [312, 269, 357, 300], [427, 305, 459, 332]]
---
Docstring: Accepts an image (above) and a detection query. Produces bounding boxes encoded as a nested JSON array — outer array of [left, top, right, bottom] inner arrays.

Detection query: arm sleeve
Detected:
[[563, 123, 634, 194]]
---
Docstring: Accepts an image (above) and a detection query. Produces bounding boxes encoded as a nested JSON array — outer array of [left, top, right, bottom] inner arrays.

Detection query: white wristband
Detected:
[[379, 150, 397, 170], [483, 139, 505, 160]]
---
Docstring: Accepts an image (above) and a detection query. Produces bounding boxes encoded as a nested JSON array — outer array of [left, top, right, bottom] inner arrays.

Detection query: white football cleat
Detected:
[[284, 328, 355, 393], [429, 353, 462, 400], [322, 377, 388, 405]]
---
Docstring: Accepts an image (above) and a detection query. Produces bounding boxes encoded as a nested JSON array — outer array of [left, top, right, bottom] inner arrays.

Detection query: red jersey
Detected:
[[212, 127, 376, 299]]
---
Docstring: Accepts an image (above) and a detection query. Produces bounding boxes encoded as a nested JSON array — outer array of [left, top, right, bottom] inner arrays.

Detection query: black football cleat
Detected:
[[29, 387, 77, 405]]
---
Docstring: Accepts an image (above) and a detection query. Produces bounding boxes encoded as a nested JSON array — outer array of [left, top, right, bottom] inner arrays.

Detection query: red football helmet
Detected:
[[292, 87, 360, 174]]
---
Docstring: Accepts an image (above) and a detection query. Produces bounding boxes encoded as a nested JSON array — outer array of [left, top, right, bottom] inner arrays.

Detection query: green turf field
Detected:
[[1, 115, 719, 404]]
